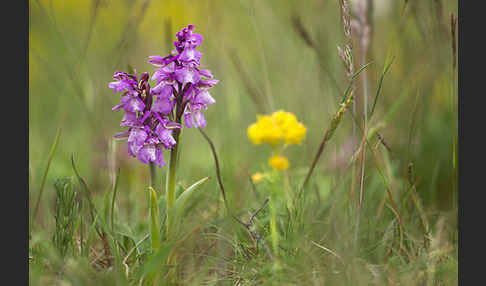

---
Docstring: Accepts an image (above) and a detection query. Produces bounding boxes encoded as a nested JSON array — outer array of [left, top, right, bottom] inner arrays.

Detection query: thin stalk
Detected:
[[165, 88, 184, 237], [354, 0, 372, 248], [166, 130, 180, 210], [149, 162, 156, 189], [299, 94, 354, 197], [283, 171, 293, 210], [198, 127, 274, 260], [355, 50, 369, 247], [269, 198, 279, 255]]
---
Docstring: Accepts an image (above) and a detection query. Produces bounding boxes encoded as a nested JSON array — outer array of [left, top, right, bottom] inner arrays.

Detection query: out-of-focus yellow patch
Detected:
[[268, 155, 289, 171], [251, 172, 265, 183], [284, 121, 307, 145]]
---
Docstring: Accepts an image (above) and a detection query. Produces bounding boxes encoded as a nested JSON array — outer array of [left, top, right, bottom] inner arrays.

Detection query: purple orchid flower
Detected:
[[110, 24, 218, 167], [149, 24, 218, 129]]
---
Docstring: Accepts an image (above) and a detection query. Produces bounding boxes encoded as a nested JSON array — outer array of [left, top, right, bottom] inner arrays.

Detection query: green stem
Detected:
[[166, 132, 180, 210], [269, 198, 279, 255], [149, 162, 156, 189], [165, 89, 183, 238]]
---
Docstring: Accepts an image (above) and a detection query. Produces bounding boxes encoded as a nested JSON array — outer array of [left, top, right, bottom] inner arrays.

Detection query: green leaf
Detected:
[[71, 154, 102, 238], [174, 177, 210, 220], [138, 241, 175, 282], [166, 177, 210, 239]]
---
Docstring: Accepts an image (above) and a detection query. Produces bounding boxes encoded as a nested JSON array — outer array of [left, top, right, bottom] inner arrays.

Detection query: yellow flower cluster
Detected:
[[247, 110, 307, 147]]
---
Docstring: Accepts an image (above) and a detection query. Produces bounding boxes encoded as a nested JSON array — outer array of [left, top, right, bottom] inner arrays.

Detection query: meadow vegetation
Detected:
[[29, 0, 458, 285]]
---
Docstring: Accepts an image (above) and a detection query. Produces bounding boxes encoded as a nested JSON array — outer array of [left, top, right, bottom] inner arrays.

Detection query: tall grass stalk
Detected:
[[352, 0, 372, 248]]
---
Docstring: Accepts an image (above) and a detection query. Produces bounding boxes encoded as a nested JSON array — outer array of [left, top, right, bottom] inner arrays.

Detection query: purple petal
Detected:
[[140, 110, 152, 123], [151, 83, 173, 97], [197, 89, 215, 105], [120, 111, 138, 127], [127, 144, 136, 157], [154, 148, 165, 167], [164, 121, 183, 129], [148, 55, 165, 66], [198, 69, 213, 78], [189, 33, 203, 47], [179, 48, 202, 64], [113, 131, 130, 139], [153, 96, 174, 115], [155, 124, 177, 149], [137, 145, 165, 167], [175, 66, 200, 85], [137, 145, 155, 164], [127, 128, 148, 155], [184, 110, 206, 128], [109, 81, 130, 93], [121, 95, 145, 112], [112, 103, 124, 111], [197, 79, 219, 89]]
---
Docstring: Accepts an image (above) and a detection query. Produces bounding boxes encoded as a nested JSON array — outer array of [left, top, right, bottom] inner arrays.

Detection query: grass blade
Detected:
[[110, 168, 121, 232], [71, 154, 101, 237], [341, 61, 374, 104], [369, 56, 395, 120], [31, 127, 62, 234]]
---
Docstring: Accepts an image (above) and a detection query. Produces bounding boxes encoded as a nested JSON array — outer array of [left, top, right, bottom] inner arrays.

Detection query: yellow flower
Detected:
[[284, 121, 307, 145], [272, 110, 297, 130], [251, 172, 265, 183], [248, 110, 307, 148], [272, 110, 306, 145], [247, 122, 264, 144], [247, 115, 283, 146], [268, 155, 289, 171]]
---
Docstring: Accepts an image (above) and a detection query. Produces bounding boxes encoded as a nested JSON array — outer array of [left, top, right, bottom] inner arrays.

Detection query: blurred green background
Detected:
[[29, 0, 457, 230]]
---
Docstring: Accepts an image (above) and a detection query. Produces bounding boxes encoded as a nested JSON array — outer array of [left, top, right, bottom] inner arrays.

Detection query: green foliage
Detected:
[[52, 177, 80, 257]]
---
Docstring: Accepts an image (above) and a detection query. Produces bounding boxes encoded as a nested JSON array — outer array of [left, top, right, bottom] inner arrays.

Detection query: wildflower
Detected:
[[247, 110, 306, 172], [284, 121, 307, 145], [247, 115, 283, 146], [251, 172, 265, 183], [110, 24, 216, 167], [109, 70, 179, 167], [268, 155, 289, 171], [149, 24, 218, 129], [247, 110, 307, 147]]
